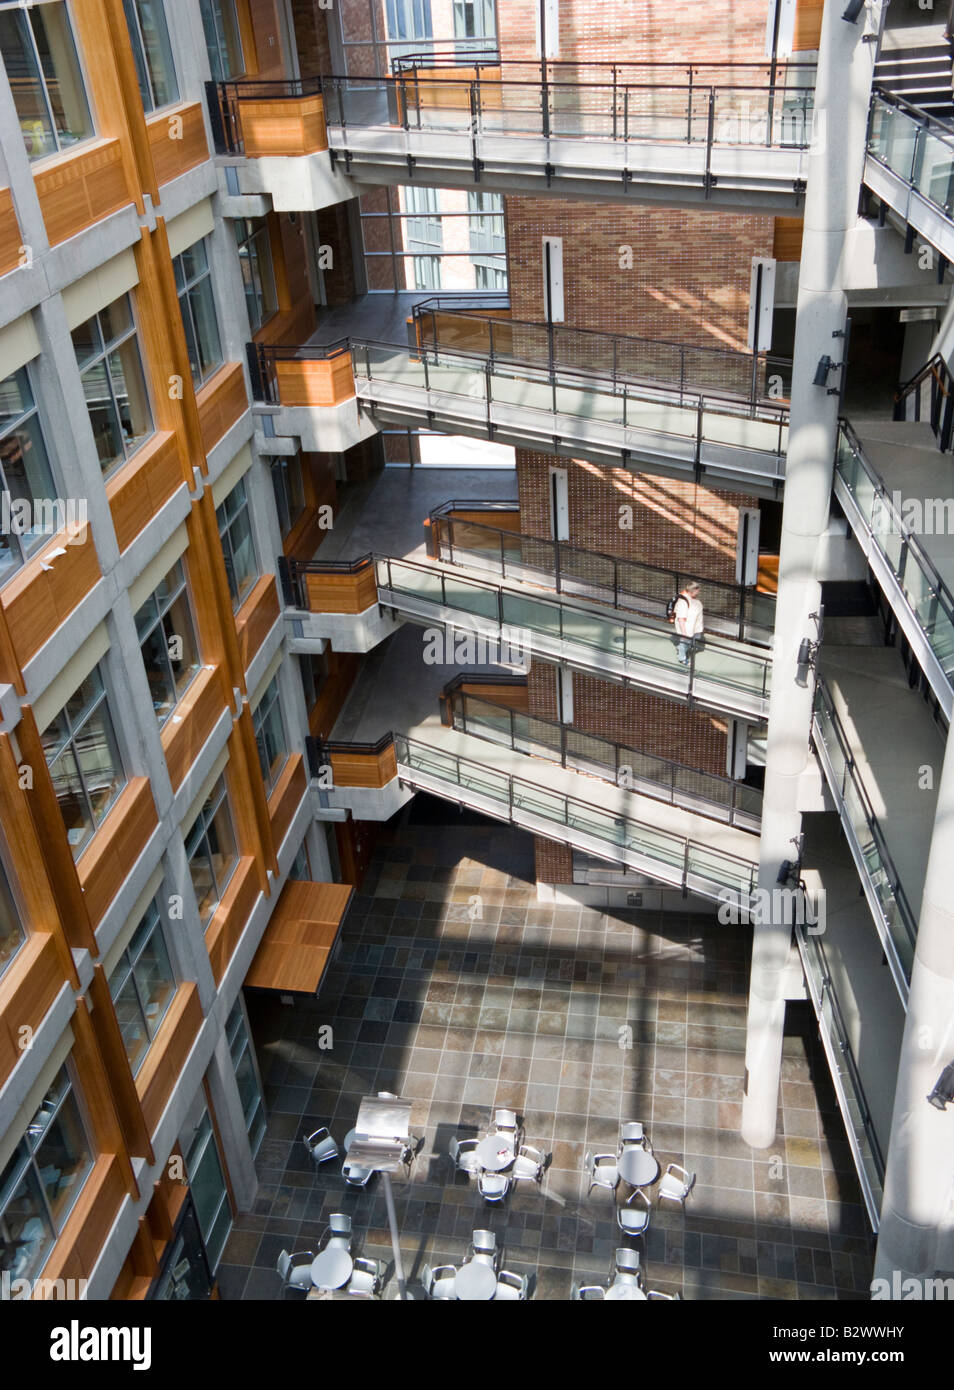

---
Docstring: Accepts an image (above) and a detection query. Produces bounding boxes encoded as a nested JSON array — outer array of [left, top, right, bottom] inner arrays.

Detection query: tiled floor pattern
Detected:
[[218, 818, 875, 1301]]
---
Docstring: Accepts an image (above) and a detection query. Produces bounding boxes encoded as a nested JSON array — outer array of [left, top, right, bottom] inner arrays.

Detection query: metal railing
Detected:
[[410, 301, 793, 406], [427, 503, 776, 643], [797, 923, 886, 1229], [207, 75, 325, 155], [812, 678, 916, 991], [280, 552, 374, 609], [835, 419, 954, 686], [374, 553, 772, 714], [893, 352, 954, 452], [868, 88, 954, 218], [442, 683, 762, 830]]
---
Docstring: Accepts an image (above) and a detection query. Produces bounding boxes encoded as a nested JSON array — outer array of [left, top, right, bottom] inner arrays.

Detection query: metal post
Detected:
[[381, 1173, 407, 1301], [539, 0, 550, 139]]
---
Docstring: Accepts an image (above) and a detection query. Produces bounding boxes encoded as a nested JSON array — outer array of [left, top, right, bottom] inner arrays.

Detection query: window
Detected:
[[0, 1, 94, 162], [233, 218, 277, 334], [0, 366, 58, 583], [226, 998, 265, 1155], [270, 455, 305, 539], [185, 775, 238, 925], [385, 0, 432, 41], [289, 840, 311, 881], [300, 650, 329, 713], [41, 663, 126, 859], [122, 0, 178, 113], [453, 0, 495, 53], [252, 676, 287, 793], [108, 898, 176, 1075], [475, 263, 507, 290], [216, 477, 258, 610], [134, 559, 201, 728], [174, 239, 223, 388], [0, 1064, 94, 1289], [199, 0, 243, 82], [0, 858, 25, 979], [71, 295, 153, 476], [404, 185, 442, 253], [183, 1104, 231, 1269]]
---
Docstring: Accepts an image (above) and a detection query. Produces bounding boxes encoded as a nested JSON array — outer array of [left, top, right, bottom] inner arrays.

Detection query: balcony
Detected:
[[865, 90, 954, 264]]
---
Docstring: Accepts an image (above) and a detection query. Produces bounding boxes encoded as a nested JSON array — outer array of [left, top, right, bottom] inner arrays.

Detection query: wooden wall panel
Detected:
[[328, 743, 398, 789], [33, 139, 132, 246], [793, 0, 824, 50], [197, 362, 249, 456], [87, 966, 153, 1162], [0, 187, 23, 276], [248, 0, 286, 77], [161, 667, 228, 793], [302, 563, 377, 614], [267, 752, 306, 849], [136, 983, 202, 1136], [235, 574, 280, 672], [0, 525, 101, 667], [240, 96, 327, 156], [773, 217, 804, 262], [77, 778, 158, 927], [275, 352, 354, 406], [106, 433, 186, 553], [146, 102, 210, 185], [0, 933, 64, 1088], [206, 857, 260, 983]]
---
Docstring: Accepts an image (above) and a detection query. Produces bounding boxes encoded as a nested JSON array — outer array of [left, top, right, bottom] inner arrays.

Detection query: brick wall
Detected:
[[290, 0, 333, 73], [315, 199, 358, 305]]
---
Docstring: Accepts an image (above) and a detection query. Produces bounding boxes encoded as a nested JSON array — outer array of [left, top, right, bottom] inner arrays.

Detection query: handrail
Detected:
[[442, 685, 762, 829], [894, 352, 949, 404], [871, 84, 954, 144], [283, 552, 374, 608], [438, 672, 527, 699], [390, 50, 817, 80], [812, 677, 917, 982], [427, 507, 776, 643]]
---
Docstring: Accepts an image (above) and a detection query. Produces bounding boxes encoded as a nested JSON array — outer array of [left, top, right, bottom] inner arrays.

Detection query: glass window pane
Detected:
[[188, 843, 217, 924], [124, 0, 178, 112], [107, 342, 153, 456], [79, 359, 125, 472], [73, 700, 124, 826], [139, 624, 176, 723], [162, 592, 201, 699], [0, 8, 56, 160], [111, 968, 150, 1074], [0, 1153, 54, 1283], [200, 0, 243, 82], [185, 277, 222, 384], [32, 1088, 92, 1230], [131, 920, 175, 1039], [0, 859, 25, 977], [30, 2, 94, 152]]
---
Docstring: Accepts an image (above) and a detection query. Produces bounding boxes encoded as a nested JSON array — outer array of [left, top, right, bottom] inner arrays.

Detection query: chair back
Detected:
[[473, 1229, 496, 1253], [329, 1213, 351, 1235], [277, 1251, 292, 1282], [421, 1263, 434, 1292], [615, 1247, 640, 1273], [620, 1122, 644, 1144], [449, 1137, 461, 1161], [494, 1108, 517, 1131]]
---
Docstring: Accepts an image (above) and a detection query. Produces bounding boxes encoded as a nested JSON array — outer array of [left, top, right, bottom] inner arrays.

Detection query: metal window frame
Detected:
[[199, 0, 244, 82], [0, 0, 96, 161], [0, 364, 58, 575], [187, 775, 239, 925], [43, 663, 127, 845], [122, 0, 179, 114], [136, 557, 202, 728], [234, 218, 277, 334], [216, 477, 258, 609], [107, 896, 177, 1074], [252, 674, 288, 793], [174, 239, 223, 387], [75, 295, 155, 475]]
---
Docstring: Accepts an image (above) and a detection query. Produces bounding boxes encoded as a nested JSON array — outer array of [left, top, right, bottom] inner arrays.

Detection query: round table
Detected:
[[455, 1262, 498, 1301], [311, 1247, 354, 1291], [605, 1282, 647, 1301], [618, 1148, 659, 1188], [475, 1135, 514, 1171]]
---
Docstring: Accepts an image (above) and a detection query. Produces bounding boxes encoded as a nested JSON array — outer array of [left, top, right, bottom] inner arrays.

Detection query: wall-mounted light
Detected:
[[813, 355, 836, 387], [796, 609, 824, 686], [842, 0, 866, 22], [927, 1061, 954, 1111]]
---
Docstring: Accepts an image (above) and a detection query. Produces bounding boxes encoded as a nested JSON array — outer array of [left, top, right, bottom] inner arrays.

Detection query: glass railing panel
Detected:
[[915, 129, 954, 213], [514, 712, 564, 762], [687, 842, 753, 896], [564, 728, 617, 780], [498, 589, 565, 644], [460, 697, 514, 743], [558, 604, 628, 656], [690, 643, 771, 699], [512, 778, 568, 824], [380, 558, 445, 607], [701, 408, 787, 456], [440, 572, 501, 622], [868, 99, 919, 179]]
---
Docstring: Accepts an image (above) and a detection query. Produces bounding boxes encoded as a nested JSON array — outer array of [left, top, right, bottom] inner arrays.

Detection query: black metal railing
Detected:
[[282, 552, 374, 610], [442, 683, 762, 830], [893, 352, 954, 451], [427, 502, 776, 643]]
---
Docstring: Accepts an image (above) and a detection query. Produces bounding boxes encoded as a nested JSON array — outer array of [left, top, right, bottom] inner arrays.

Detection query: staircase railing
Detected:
[[893, 352, 954, 450]]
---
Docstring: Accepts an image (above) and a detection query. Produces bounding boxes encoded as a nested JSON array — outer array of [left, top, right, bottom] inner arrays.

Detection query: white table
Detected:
[[455, 1262, 498, 1301], [618, 1148, 659, 1188], [475, 1135, 514, 1171], [311, 1247, 354, 1290], [605, 1282, 647, 1301]]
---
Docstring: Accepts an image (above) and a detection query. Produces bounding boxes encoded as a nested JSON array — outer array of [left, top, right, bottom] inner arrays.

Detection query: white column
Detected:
[[741, 0, 882, 1149]]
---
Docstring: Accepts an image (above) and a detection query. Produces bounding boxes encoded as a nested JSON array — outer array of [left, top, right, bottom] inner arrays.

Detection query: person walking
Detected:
[[672, 581, 704, 666]]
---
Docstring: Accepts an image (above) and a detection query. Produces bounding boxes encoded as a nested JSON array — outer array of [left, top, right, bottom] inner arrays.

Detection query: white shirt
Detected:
[[674, 594, 704, 638]]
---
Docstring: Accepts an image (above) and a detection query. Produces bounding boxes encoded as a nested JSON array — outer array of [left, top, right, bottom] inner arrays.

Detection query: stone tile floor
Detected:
[[218, 816, 875, 1301]]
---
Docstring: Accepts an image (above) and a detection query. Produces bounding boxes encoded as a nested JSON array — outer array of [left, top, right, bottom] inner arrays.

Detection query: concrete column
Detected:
[[874, 730, 954, 1287], [741, 0, 881, 1149], [205, 1028, 259, 1212]]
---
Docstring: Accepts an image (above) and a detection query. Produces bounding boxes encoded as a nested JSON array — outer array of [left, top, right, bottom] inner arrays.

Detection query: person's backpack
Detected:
[[666, 594, 685, 624]]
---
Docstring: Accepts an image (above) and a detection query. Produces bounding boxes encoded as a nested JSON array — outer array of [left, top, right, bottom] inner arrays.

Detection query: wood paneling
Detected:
[[33, 139, 132, 246], [248, 0, 286, 77], [793, 0, 824, 50], [275, 351, 354, 406], [0, 187, 23, 276], [401, 68, 502, 115], [1, 524, 101, 668], [161, 667, 228, 793], [773, 217, 803, 262], [77, 778, 158, 928], [0, 933, 65, 1088], [206, 856, 260, 984], [302, 562, 377, 614], [106, 432, 186, 553], [240, 95, 327, 156], [235, 574, 280, 672], [197, 362, 249, 457], [146, 102, 210, 185], [308, 651, 359, 739], [136, 983, 202, 1136], [38, 1154, 127, 1288], [455, 680, 529, 710], [245, 878, 351, 992], [328, 742, 397, 789], [267, 752, 306, 850]]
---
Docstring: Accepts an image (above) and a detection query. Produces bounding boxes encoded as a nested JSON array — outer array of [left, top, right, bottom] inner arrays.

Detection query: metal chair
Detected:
[[347, 1256, 385, 1298], [478, 1170, 511, 1202], [449, 1136, 481, 1176], [276, 1249, 314, 1299], [614, 1246, 641, 1278], [471, 1230, 498, 1264], [326, 1212, 352, 1251], [342, 1159, 374, 1187], [492, 1108, 519, 1145], [584, 1151, 619, 1195], [647, 1289, 681, 1300], [617, 1186, 651, 1238], [513, 1144, 547, 1183], [619, 1121, 652, 1153], [304, 1126, 338, 1166], [571, 1282, 605, 1301], [495, 1270, 529, 1300], [658, 1163, 695, 1207], [422, 1263, 458, 1300]]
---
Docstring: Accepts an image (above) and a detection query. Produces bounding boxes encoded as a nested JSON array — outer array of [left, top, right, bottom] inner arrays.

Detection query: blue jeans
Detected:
[[676, 635, 695, 665]]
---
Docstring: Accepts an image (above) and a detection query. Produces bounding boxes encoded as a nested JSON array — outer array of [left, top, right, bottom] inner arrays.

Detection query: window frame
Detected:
[[269, 454, 306, 540], [251, 674, 288, 794], [0, 0, 96, 163], [41, 662, 127, 860], [233, 217, 277, 336], [135, 558, 202, 728], [122, 0, 179, 114], [72, 294, 155, 478], [216, 476, 259, 611], [199, 0, 244, 83], [185, 774, 239, 927], [173, 238, 224, 388], [0, 363, 59, 583], [107, 897, 177, 1076], [0, 851, 26, 983]]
